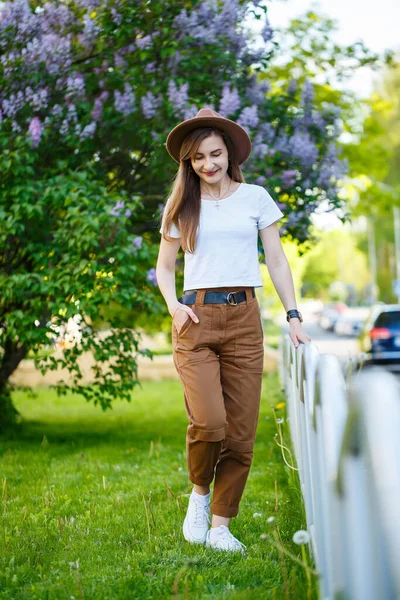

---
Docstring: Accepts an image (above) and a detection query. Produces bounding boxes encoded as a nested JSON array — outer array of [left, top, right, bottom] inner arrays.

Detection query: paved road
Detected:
[[276, 310, 400, 379], [276, 312, 359, 368]]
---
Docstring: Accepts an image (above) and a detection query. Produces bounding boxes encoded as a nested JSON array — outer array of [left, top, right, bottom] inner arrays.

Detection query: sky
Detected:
[[249, 0, 399, 230]]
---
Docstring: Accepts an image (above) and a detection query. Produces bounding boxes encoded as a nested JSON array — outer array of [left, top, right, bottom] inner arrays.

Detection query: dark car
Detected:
[[358, 304, 400, 369]]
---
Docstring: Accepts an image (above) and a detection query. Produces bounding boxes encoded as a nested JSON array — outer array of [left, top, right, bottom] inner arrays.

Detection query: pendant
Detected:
[[215, 200, 220, 209]]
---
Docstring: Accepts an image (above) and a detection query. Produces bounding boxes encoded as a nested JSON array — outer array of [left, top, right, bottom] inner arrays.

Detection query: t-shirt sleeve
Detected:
[[258, 187, 284, 230], [159, 197, 181, 238]]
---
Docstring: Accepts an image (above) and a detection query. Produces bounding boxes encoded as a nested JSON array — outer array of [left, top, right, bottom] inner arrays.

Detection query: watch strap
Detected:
[[286, 309, 303, 322]]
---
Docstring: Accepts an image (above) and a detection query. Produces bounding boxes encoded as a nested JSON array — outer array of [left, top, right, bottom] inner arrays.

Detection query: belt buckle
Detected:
[[226, 292, 238, 306]]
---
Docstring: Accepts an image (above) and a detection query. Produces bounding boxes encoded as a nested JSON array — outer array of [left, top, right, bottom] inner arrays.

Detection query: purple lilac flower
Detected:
[[237, 105, 259, 130], [311, 112, 326, 131], [277, 202, 287, 211], [1, 97, 18, 119], [51, 104, 63, 117], [288, 131, 318, 168], [67, 104, 78, 123], [66, 73, 85, 98], [145, 62, 156, 73], [168, 81, 189, 117], [80, 121, 96, 140], [110, 8, 122, 26], [11, 121, 21, 133], [60, 119, 69, 136], [173, 8, 190, 30], [125, 209, 132, 218], [110, 200, 126, 217], [219, 84, 241, 117], [114, 53, 127, 69], [28, 116, 41, 147], [260, 123, 275, 143], [246, 78, 270, 105], [146, 268, 158, 286], [255, 175, 266, 185], [114, 83, 135, 116], [133, 236, 143, 249], [183, 104, 199, 120], [252, 132, 268, 159], [141, 92, 161, 119], [91, 97, 103, 121], [261, 18, 273, 43], [281, 170, 297, 188], [220, 0, 239, 24], [82, 13, 101, 42], [136, 34, 152, 50]]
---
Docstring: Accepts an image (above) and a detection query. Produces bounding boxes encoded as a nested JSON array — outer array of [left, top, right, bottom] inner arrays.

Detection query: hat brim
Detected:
[[166, 116, 252, 166]]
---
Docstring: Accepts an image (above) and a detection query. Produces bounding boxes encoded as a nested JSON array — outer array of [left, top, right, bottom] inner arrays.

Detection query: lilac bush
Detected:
[[0, 0, 351, 246]]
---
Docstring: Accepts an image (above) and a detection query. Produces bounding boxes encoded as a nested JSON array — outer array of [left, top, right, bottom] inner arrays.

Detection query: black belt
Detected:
[[178, 288, 255, 306]]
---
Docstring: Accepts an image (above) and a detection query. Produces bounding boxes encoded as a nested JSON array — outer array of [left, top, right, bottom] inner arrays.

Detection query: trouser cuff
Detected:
[[189, 425, 226, 442]]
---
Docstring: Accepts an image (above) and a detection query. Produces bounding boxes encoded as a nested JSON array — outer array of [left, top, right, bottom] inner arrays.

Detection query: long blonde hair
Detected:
[[160, 127, 246, 253]]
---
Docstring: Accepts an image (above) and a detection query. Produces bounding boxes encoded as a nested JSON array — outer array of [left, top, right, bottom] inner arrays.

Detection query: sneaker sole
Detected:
[[183, 515, 208, 544]]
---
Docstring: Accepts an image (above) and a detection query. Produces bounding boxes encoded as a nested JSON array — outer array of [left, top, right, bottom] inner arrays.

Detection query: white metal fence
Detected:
[[279, 335, 400, 600]]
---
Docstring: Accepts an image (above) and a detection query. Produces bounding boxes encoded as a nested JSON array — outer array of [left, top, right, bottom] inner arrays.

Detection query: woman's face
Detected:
[[190, 134, 229, 184]]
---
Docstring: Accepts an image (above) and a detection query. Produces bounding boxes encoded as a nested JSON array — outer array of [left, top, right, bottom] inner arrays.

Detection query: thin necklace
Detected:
[[202, 179, 232, 210]]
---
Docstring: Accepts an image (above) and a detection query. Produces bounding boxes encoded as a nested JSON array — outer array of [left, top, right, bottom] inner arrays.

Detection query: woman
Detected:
[[156, 107, 311, 553]]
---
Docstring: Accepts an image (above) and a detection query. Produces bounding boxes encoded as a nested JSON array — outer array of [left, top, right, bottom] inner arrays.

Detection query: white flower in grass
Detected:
[[260, 533, 268, 539], [293, 529, 310, 545], [276, 418, 284, 424], [267, 516, 275, 524], [253, 512, 262, 518]]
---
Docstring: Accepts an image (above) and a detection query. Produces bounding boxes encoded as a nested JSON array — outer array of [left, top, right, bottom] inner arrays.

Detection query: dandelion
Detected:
[[292, 530, 310, 545]]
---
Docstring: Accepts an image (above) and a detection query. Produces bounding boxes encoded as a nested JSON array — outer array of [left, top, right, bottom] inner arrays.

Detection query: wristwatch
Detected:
[[286, 309, 303, 323]]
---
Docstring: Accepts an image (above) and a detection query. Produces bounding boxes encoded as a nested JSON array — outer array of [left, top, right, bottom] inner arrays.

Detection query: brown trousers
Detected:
[[172, 287, 264, 518]]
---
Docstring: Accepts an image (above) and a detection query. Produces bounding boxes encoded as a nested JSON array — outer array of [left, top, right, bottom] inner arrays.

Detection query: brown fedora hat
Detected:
[[166, 107, 252, 165]]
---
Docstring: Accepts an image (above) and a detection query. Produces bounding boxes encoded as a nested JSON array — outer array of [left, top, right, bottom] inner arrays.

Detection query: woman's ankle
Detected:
[[211, 515, 231, 528], [193, 484, 210, 496]]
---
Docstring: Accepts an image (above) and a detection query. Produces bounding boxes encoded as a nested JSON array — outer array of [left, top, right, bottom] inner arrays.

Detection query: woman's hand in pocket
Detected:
[[172, 305, 199, 334]]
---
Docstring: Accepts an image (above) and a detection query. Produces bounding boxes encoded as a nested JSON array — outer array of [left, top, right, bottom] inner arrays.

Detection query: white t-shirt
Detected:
[[159, 182, 284, 290]]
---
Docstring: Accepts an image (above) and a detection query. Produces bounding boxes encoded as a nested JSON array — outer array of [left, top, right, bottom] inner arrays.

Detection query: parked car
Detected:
[[318, 302, 348, 331], [357, 304, 400, 369], [334, 307, 370, 337]]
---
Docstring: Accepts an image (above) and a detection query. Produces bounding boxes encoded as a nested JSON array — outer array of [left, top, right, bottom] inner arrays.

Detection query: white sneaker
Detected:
[[182, 491, 211, 544], [205, 525, 247, 553]]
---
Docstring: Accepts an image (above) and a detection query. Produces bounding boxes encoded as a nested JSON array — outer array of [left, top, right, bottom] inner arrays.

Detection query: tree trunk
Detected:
[[0, 338, 28, 432], [0, 386, 21, 432]]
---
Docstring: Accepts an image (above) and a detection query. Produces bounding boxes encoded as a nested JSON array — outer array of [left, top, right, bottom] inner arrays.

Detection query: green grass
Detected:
[[0, 373, 318, 599]]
